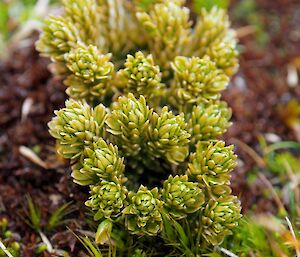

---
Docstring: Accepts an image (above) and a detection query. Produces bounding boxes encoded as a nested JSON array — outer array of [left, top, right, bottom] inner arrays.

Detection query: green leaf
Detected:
[[0, 3, 9, 37], [172, 219, 189, 247], [80, 236, 104, 257], [136, 0, 154, 10], [46, 202, 76, 231], [69, 229, 104, 257], [95, 219, 113, 244], [193, 0, 229, 12], [161, 211, 177, 242], [264, 141, 300, 155], [25, 195, 41, 231]]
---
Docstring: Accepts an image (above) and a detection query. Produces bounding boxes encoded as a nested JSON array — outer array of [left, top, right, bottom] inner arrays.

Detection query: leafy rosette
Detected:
[[123, 186, 163, 236], [86, 179, 127, 220], [162, 175, 205, 219]]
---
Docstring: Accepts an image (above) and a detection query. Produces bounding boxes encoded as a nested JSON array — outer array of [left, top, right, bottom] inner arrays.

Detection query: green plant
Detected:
[[254, 139, 300, 219], [232, 0, 269, 47], [217, 215, 300, 257], [193, 0, 229, 13], [24, 196, 75, 232], [224, 138, 300, 256], [0, 218, 20, 257], [21, 197, 75, 256], [0, 0, 58, 55], [37, 0, 241, 255]]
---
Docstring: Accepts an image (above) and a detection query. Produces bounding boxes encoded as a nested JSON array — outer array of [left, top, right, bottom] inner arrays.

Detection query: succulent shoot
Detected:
[[37, 0, 241, 254]]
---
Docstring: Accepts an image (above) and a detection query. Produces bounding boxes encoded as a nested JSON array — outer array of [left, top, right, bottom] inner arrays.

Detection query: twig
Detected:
[[217, 246, 239, 257], [39, 230, 53, 253], [19, 146, 49, 169], [21, 97, 34, 122], [235, 25, 256, 39], [283, 160, 300, 216], [231, 138, 265, 168], [39, 230, 68, 256], [292, 124, 300, 143], [34, 0, 50, 17], [285, 217, 300, 257], [287, 64, 298, 88], [76, 229, 96, 238], [0, 241, 14, 257], [258, 173, 287, 215]]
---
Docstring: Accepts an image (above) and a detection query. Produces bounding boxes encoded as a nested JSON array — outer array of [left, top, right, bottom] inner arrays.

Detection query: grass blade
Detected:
[[68, 228, 103, 257], [25, 195, 41, 231], [46, 202, 76, 231]]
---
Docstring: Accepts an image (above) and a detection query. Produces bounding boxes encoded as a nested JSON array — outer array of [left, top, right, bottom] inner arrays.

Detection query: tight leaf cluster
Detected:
[[38, 0, 241, 254]]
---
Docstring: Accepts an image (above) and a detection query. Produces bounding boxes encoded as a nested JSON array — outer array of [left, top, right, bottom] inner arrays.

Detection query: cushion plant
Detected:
[[36, 0, 241, 255]]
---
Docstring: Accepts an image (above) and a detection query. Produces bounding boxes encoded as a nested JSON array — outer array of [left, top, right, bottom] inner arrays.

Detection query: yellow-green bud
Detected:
[[64, 44, 114, 101], [65, 45, 113, 83], [124, 186, 163, 236], [97, 0, 142, 54], [200, 195, 242, 245], [73, 139, 124, 185], [36, 16, 80, 62], [188, 101, 231, 143], [206, 38, 239, 77], [48, 99, 107, 160], [63, 0, 101, 46], [189, 7, 238, 76], [187, 141, 237, 196], [119, 51, 163, 101], [106, 93, 152, 157], [147, 107, 190, 164], [171, 56, 229, 104], [86, 179, 127, 220], [162, 175, 205, 219], [137, 1, 191, 73]]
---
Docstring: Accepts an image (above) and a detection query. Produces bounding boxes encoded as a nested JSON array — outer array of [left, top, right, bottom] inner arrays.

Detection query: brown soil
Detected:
[[224, 0, 300, 212], [0, 35, 88, 256]]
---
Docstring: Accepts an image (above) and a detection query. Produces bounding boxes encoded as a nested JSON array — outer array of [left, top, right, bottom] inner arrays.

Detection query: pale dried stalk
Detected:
[[19, 146, 49, 169]]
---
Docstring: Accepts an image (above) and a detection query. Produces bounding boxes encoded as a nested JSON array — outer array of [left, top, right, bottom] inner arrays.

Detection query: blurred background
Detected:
[[0, 0, 300, 256]]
